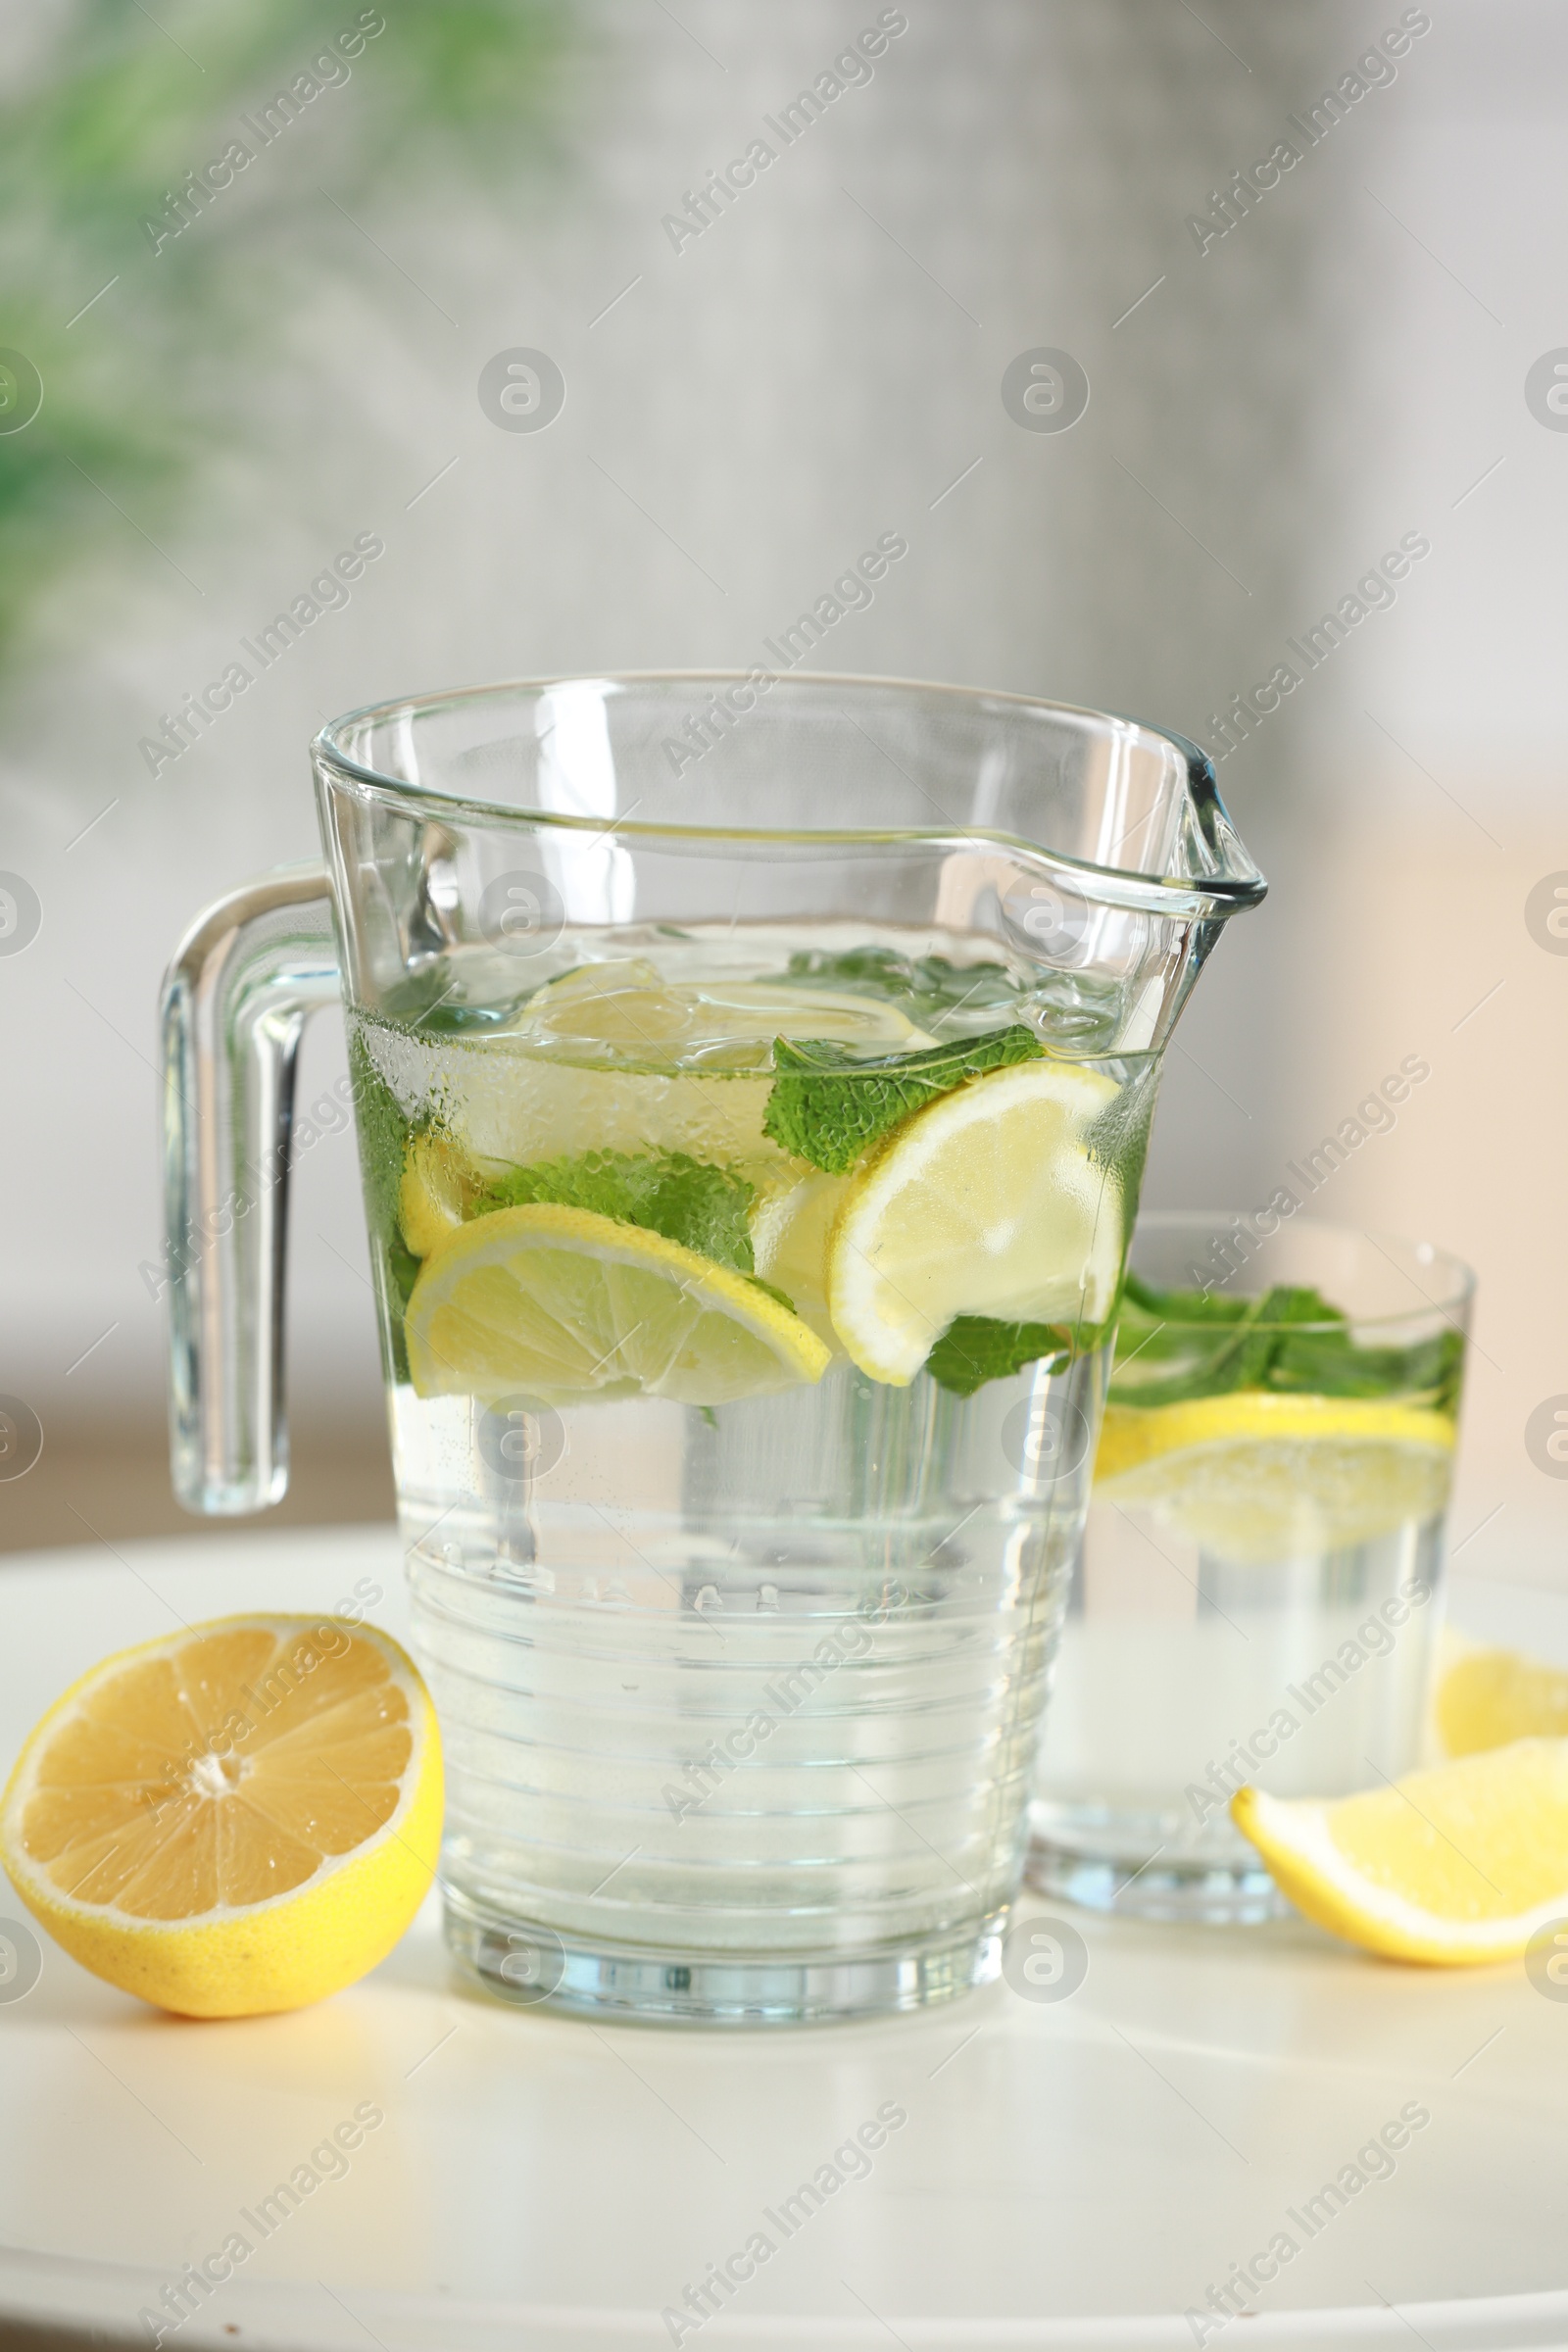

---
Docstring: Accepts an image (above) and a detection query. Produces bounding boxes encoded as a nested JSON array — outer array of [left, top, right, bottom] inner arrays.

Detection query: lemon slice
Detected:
[[826, 1057, 1122, 1385], [0, 1616, 441, 2017], [1096, 1393, 1455, 1565], [406, 1200, 831, 1407], [750, 1169, 849, 1350], [1434, 1641, 1568, 1759], [399, 1130, 475, 1257], [1233, 1741, 1568, 1964]]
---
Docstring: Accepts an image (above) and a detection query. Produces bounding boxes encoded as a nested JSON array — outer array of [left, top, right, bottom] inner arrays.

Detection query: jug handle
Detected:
[[159, 863, 341, 1513]]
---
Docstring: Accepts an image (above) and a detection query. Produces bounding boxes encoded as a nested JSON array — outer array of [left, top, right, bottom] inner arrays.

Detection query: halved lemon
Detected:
[[1435, 1639, 1568, 1759], [826, 1057, 1123, 1386], [1233, 1741, 1568, 1965], [406, 1200, 831, 1407], [1096, 1393, 1455, 1566], [0, 1616, 441, 2017]]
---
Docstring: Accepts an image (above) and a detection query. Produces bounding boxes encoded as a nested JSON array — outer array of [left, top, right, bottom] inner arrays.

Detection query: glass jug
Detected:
[[160, 673, 1264, 2023]]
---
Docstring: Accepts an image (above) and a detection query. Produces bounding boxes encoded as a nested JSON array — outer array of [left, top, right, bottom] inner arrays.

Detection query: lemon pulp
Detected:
[[0, 1616, 442, 2016]]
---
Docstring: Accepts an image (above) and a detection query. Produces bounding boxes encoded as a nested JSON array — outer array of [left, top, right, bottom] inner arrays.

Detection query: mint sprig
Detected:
[[1114, 1273, 1464, 1411], [762, 1023, 1042, 1174]]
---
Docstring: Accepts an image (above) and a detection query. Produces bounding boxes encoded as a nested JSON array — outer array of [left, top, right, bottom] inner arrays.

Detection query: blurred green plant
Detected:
[[0, 0, 572, 677]]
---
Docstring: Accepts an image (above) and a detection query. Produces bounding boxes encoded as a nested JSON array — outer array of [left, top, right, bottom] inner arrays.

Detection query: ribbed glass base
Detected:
[[1025, 1839, 1288, 1926], [444, 1888, 1005, 2025]]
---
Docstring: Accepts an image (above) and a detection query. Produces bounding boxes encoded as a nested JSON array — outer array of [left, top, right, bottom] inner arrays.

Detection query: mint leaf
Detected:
[[347, 1028, 424, 1383], [347, 1027, 415, 1250], [773, 946, 1024, 1029], [383, 1236, 421, 1383], [1113, 1281, 1338, 1401], [763, 1023, 1042, 1174], [477, 1149, 758, 1274], [925, 1316, 1073, 1397]]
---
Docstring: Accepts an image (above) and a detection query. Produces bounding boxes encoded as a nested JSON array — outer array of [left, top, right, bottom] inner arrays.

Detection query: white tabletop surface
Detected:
[[1, 1526, 1566, 2352]]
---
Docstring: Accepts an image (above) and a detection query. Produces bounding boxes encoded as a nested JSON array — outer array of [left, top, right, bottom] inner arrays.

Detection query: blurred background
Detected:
[[1, 0, 1562, 1585]]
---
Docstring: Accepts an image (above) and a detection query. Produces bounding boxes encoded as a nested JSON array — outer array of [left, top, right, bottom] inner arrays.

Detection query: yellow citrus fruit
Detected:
[[1095, 1392, 1455, 1565], [399, 1130, 474, 1257], [405, 1200, 831, 1407], [1232, 1740, 1568, 1965], [1435, 1640, 1568, 1759], [749, 1169, 849, 1350], [826, 1057, 1123, 1386], [0, 1616, 441, 2018]]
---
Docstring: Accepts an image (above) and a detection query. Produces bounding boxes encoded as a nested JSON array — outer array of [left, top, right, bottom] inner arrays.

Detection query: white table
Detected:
[[1, 1528, 1565, 2352]]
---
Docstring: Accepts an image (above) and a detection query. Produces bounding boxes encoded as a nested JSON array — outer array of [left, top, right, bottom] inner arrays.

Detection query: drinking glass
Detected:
[[159, 675, 1264, 2020], [1030, 1212, 1473, 1923]]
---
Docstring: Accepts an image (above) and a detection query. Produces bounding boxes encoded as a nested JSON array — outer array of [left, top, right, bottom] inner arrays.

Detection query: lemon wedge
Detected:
[[0, 1616, 441, 2017], [1434, 1641, 1568, 1759], [405, 1200, 831, 1406], [1096, 1393, 1455, 1565], [825, 1057, 1122, 1385], [1233, 1741, 1568, 1964]]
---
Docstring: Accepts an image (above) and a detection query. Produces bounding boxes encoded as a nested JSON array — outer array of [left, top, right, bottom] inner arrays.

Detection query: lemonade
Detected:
[[1030, 1222, 1471, 1921], [346, 921, 1157, 2006], [162, 673, 1267, 2014]]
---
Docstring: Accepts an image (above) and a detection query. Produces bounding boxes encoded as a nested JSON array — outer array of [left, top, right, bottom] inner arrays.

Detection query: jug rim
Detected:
[[312, 669, 1268, 918]]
